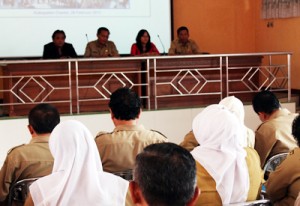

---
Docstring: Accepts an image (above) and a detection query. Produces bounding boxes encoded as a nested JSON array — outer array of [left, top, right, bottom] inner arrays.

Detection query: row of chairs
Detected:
[[7, 153, 289, 206]]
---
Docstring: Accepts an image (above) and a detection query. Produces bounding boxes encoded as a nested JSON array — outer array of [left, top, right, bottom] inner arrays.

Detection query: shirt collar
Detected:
[[30, 135, 50, 144], [269, 108, 291, 120], [113, 124, 145, 132], [96, 40, 108, 48]]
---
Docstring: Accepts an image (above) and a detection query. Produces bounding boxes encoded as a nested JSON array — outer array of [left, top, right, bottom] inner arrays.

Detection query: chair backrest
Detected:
[[113, 169, 133, 181], [263, 152, 289, 179], [8, 177, 39, 206], [223, 199, 271, 206]]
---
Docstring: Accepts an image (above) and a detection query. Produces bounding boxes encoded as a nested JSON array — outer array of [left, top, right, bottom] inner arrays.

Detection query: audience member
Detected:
[[0, 103, 60, 205], [25, 120, 128, 206], [168, 26, 200, 55], [191, 104, 262, 205], [130, 29, 160, 56], [95, 87, 167, 173], [265, 115, 300, 205], [42, 30, 77, 59], [180, 96, 255, 151], [84, 27, 119, 57], [129, 142, 200, 206], [252, 90, 298, 167]]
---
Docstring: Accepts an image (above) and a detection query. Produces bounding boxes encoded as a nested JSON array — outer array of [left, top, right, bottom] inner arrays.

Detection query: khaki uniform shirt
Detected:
[[179, 130, 198, 152], [84, 40, 119, 57], [95, 124, 167, 173], [168, 39, 199, 55], [0, 136, 53, 204], [180, 128, 255, 152], [195, 147, 263, 205], [266, 148, 300, 206], [255, 108, 298, 167]]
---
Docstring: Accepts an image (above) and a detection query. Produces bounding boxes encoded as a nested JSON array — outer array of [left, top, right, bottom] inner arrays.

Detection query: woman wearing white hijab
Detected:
[[191, 104, 250, 205], [219, 96, 255, 148], [180, 96, 255, 151], [25, 120, 129, 206]]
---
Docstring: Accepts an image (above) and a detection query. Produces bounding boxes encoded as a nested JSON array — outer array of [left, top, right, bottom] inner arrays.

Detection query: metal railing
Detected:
[[0, 52, 292, 116]]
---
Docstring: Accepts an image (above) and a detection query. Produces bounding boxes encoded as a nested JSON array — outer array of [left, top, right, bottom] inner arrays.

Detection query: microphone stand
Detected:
[[157, 34, 166, 56]]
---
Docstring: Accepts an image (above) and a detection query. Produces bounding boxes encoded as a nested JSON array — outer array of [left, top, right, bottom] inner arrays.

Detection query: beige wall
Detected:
[[172, 0, 256, 53], [173, 0, 300, 89], [254, 0, 300, 89], [0, 103, 295, 166]]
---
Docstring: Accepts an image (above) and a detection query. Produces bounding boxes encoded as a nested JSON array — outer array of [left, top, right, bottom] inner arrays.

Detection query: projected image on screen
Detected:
[[0, 0, 130, 9], [0, 0, 171, 58]]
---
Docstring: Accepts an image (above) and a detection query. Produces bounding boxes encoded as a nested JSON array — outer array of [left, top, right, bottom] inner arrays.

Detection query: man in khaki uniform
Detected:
[[252, 90, 298, 168], [168, 26, 200, 55], [84, 27, 119, 57], [95, 87, 167, 173], [266, 114, 300, 205], [0, 103, 60, 205]]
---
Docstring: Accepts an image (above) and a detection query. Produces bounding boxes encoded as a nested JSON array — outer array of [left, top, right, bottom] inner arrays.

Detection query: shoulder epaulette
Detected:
[[150, 129, 168, 139], [95, 131, 111, 139], [7, 144, 25, 154]]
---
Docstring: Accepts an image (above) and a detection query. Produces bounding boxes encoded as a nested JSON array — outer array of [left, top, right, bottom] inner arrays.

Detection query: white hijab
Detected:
[[29, 120, 129, 206], [219, 96, 248, 147], [191, 104, 249, 204]]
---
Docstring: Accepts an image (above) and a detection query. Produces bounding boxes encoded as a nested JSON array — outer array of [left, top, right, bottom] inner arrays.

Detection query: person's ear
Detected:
[[258, 112, 269, 121], [137, 109, 142, 119], [27, 125, 34, 135], [109, 109, 114, 119], [186, 186, 200, 206], [129, 181, 146, 205]]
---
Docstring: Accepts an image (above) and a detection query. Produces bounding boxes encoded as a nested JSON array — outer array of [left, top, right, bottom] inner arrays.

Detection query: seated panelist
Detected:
[[168, 26, 200, 55], [43, 30, 77, 59], [84, 27, 119, 57], [130, 29, 160, 56]]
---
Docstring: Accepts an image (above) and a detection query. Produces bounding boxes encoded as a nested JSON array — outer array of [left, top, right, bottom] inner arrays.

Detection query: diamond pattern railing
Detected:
[[0, 61, 72, 116], [0, 52, 292, 116], [226, 54, 290, 97], [153, 58, 223, 109], [75, 58, 150, 113]]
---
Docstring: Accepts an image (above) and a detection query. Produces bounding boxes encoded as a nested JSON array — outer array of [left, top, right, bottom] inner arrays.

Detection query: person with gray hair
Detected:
[[129, 142, 200, 206]]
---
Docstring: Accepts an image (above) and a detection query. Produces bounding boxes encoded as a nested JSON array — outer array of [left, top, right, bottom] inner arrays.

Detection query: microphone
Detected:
[[85, 34, 89, 43], [157, 34, 166, 55]]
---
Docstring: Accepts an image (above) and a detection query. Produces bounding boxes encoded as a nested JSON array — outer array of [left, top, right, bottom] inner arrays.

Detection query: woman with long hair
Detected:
[[130, 29, 159, 56]]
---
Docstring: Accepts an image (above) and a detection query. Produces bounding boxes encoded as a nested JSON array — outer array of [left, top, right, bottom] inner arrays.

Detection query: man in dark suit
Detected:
[[42, 30, 77, 59]]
